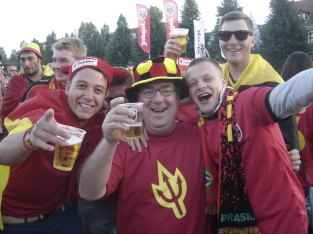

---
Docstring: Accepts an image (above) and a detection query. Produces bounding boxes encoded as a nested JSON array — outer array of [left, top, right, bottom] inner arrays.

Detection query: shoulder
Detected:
[[42, 65, 54, 77]]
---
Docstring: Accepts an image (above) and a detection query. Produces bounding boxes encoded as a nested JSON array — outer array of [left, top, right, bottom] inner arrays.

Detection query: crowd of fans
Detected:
[[0, 11, 313, 234]]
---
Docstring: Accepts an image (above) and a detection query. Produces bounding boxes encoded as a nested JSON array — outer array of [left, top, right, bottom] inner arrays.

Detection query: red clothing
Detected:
[[296, 105, 313, 193], [20, 77, 65, 103], [2, 90, 104, 217], [1, 66, 54, 136], [185, 87, 307, 234], [105, 124, 207, 234], [175, 104, 198, 121]]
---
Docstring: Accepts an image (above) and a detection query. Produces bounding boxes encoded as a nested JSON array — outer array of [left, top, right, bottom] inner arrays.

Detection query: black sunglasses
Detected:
[[219, 30, 253, 41]]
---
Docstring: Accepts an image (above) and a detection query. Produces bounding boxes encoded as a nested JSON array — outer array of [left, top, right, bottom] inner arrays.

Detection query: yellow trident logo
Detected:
[[151, 161, 187, 219]]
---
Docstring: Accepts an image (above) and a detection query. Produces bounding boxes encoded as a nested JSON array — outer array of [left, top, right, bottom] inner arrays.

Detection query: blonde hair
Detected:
[[52, 37, 87, 59]]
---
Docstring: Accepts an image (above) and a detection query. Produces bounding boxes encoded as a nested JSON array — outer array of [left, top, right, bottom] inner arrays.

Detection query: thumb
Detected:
[[111, 97, 125, 109], [43, 109, 56, 123]]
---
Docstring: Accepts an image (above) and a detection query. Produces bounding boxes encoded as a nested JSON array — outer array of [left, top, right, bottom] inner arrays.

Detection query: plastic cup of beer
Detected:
[[53, 124, 86, 171], [120, 102, 143, 139], [170, 28, 189, 53]]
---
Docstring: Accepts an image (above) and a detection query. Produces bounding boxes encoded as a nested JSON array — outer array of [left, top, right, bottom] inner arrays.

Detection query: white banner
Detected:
[[193, 20, 205, 58]]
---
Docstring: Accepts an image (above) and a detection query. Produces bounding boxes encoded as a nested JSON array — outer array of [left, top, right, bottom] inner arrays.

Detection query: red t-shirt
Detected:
[[185, 87, 307, 234], [296, 105, 313, 193], [2, 90, 104, 217], [105, 123, 208, 234]]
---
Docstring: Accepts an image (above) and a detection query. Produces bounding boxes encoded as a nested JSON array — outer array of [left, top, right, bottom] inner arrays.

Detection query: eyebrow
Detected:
[[76, 80, 106, 89]]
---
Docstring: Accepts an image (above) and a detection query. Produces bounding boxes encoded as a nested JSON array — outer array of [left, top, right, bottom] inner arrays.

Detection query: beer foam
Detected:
[[124, 122, 142, 127], [67, 135, 83, 145]]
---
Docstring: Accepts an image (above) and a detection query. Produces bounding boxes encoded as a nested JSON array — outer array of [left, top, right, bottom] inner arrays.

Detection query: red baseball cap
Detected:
[[61, 56, 129, 86]]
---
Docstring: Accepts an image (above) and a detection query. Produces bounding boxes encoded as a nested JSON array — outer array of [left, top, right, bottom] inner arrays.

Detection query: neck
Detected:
[[228, 55, 251, 81]]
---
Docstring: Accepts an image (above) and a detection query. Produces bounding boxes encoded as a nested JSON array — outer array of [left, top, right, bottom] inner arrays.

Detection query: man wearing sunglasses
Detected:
[[164, 11, 299, 165]]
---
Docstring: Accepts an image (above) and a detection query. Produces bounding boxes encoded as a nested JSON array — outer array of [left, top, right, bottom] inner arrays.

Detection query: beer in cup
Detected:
[[170, 28, 189, 53], [53, 124, 86, 171], [120, 102, 143, 139]]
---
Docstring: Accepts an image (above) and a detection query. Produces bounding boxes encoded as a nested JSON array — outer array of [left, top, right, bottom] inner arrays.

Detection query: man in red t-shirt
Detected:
[[20, 37, 87, 103], [183, 57, 309, 234], [0, 56, 128, 233], [78, 57, 210, 234]]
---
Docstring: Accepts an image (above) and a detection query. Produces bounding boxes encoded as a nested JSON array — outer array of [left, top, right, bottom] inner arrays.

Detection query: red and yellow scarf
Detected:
[[198, 87, 260, 233]]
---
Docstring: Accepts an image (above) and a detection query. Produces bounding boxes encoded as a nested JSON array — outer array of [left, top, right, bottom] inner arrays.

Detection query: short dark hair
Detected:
[[186, 57, 224, 78], [110, 67, 134, 87], [3, 63, 16, 72]]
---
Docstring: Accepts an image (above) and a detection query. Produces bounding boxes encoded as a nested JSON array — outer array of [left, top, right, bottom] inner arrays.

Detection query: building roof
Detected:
[[295, 0, 313, 26]]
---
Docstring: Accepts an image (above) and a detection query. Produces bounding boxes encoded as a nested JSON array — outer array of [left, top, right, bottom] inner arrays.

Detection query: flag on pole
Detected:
[[193, 20, 205, 58], [163, 0, 178, 40], [136, 4, 150, 54]]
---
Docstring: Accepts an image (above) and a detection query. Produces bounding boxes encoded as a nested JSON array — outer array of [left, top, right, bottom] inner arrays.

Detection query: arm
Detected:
[[164, 35, 184, 61], [0, 109, 71, 165], [78, 97, 136, 200], [269, 68, 313, 119]]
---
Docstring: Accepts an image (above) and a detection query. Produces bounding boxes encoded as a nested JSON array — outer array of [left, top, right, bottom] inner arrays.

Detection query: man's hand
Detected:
[[164, 35, 183, 61], [288, 149, 301, 173], [121, 124, 149, 152], [29, 109, 71, 151], [102, 97, 135, 144]]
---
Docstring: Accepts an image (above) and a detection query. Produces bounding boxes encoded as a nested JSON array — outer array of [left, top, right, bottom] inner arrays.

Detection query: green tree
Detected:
[[31, 38, 45, 60], [43, 31, 57, 64], [105, 14, 133, 66], [131, 33, 149, 64], [78, 22, 101, 57], [8, 49, 20, 69], [208, 0, 243, 61], [180, 0, 201, 58], [258, 0, 311, 73], [150, 6, 166, 58], [0, 48, 8, 64], [64, 33, 70, 38], [97, 23, 111, 59]]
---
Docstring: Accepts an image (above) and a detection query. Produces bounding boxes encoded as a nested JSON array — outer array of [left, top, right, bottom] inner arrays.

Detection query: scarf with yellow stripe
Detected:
[[198, 87, 260, 233], [222, 54, 283, 92]]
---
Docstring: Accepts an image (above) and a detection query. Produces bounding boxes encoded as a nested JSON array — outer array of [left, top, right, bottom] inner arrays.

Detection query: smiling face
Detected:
[[52, 49, 77, 85], [138, 80, 179, 135], [66, 68, 107, 126], [220, 19, 255, 67], [186, 61, 225, 116]]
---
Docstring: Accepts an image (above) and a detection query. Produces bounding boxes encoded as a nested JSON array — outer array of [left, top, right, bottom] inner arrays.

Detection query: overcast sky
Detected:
[[0, 0, 271, 54]]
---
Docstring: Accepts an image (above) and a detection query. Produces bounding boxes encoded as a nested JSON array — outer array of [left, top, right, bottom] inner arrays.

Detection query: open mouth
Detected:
[[151, 108, 166, 113], [198, 93, 211, 103]]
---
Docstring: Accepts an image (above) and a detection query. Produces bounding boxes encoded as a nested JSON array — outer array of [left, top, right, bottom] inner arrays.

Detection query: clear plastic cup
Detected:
[[53, 124, 86, 171]]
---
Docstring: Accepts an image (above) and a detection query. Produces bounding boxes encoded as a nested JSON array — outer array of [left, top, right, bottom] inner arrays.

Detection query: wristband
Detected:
[[22, 125, 38, 151]]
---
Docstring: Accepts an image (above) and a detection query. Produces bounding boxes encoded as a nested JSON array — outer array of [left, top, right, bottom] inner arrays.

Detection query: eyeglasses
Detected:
[[218, 30, 253, 41], [140, 87, 176, 98], [9, 70, 17, 73]]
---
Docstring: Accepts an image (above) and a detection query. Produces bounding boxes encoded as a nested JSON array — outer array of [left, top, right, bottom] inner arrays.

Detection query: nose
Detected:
[[197, 80, 206, 90], [228, 34, 238, 44], [152, 90, 164, 103], [84, 88, 94, 101]]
